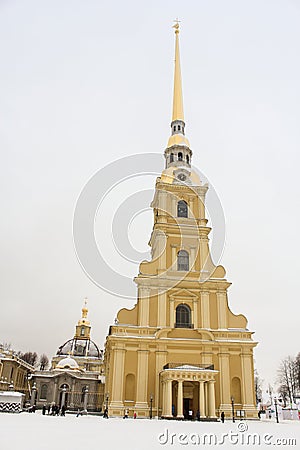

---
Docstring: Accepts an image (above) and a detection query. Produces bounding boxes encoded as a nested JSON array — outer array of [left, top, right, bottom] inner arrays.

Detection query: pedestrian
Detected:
[[258, 410, 261, 419], [196, 410, 200, 421], [47, 404, 51, 415], [55, 405, 60, 416], [133, 412, 137, 419], [42, 404, 46, 415], [188, 409, 193, 420], [123, 408, 129, 419], [61, 405, 66, 416], [103, 408, 109, 419], [221, 411, 225, 423]]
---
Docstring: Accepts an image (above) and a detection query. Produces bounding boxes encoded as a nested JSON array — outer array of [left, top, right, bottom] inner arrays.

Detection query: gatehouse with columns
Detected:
[[160, 365, 218, 419]]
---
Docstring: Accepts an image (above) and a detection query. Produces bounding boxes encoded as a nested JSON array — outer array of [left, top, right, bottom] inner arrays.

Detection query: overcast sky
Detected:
[[1, 0, 300, 389]]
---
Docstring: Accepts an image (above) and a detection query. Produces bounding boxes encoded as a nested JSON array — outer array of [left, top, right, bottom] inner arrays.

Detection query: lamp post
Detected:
[[105, 392, 109, 410], [274, 397, 279, 423], [150, 393, 153, 419], [231, 396, 235, 423]]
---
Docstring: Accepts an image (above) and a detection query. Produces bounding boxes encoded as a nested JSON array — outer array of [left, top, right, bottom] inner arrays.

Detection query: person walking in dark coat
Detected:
[[103, 408, 109, 418], [221, 411, 225, 423], [61, 405, 66, 416], [42, 405, 46, 415]]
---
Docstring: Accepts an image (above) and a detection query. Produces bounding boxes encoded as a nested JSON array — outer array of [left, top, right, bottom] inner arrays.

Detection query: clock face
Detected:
[[178, 173, 187, 181]]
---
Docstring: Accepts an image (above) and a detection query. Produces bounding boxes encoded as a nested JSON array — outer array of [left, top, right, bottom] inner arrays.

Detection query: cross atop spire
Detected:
[[173, 17, 181, 32]]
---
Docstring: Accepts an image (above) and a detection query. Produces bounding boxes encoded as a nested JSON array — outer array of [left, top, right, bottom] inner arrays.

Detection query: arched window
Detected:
[[178, 125, 181, 131], [177, 250, 189, 271], [178, 152, 183, 161], [170, 153, 174, 163], [40, 384, 48, 400], [173, 126, 176, 132], [186, 155, 189, 164], [175, 304, 192, 328], [81, 326, 85, 336], [177, 200, 188, 218]]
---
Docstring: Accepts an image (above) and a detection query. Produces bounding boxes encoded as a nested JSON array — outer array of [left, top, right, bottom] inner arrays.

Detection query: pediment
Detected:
[[169, 288, 198, 299]]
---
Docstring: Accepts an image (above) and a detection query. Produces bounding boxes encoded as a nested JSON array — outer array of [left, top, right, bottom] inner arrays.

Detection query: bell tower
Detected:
[[104, 23, 258, 420]]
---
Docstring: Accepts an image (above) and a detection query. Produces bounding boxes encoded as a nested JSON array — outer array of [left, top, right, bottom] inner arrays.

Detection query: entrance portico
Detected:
[[160, 364, 218, 420]]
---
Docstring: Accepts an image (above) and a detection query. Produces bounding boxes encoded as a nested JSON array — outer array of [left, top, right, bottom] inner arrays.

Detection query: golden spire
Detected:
[[172, 19, 184, 122]]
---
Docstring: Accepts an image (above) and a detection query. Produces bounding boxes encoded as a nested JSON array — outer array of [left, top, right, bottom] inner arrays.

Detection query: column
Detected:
[[52, 379, 58, 403], [204, 382, 208, 417], [199, 231, 209, 270], [217, 291, 228, 329], [198, 193, 205, 219], [61, 385, 67, 408], [110, 348, 125, 408], [138, 286, 150, 326], [218, 352, 231, 411], [193, 300, 198, 329], [69, 379, 75, 408], [208, 381, 216, 418], [199, 381, 205, 418], [200, 291, 210, 328], [171, 245, 177, 271], [135, 349, 149, 409], [177, 380, 184, 418], [171, 196, 176, 218], [169, 298, 175, 328], [156, 230, 167, 271], [157, 290, 167, 327], [30, 382, 37, 407], [241, 352, 256, 414], [155, 350, 167, 417], [83, 386, 89, 413], [165, 379, 173, 417], [190, 247, 196, 270], [158, 190, 168, 217], [162, 381, 167, 416]]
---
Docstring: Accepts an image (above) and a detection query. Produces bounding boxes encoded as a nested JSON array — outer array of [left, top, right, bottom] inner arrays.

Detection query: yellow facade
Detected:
[[103, 25, 258, 420]]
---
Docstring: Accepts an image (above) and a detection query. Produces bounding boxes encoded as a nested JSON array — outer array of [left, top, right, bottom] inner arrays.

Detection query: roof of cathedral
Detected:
[[57, 338, 100, 358], [56, 300, 101, 359]]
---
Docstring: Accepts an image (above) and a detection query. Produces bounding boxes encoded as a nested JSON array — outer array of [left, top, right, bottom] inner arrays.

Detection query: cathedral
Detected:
[[103, 23, 258, 420], [32, 301, 104, 412]]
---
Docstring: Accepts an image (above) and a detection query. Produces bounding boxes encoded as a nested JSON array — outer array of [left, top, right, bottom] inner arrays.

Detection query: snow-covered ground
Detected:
[[0, 412, 300, 450]]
